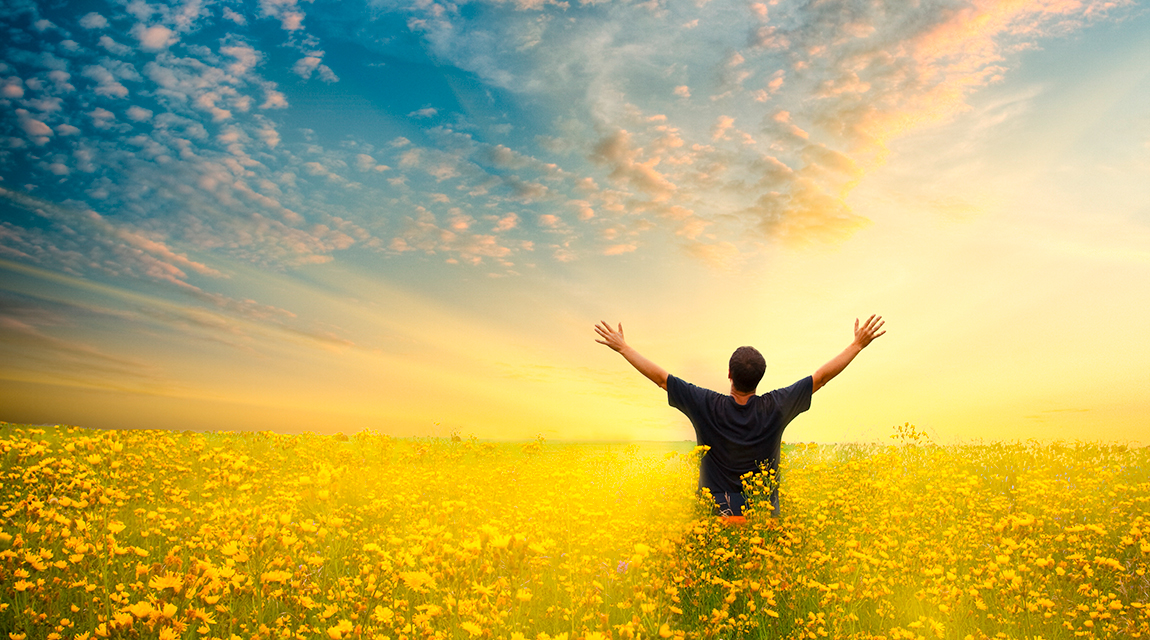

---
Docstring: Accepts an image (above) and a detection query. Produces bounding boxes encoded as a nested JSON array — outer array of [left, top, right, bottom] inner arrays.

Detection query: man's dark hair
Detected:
[[729, 346, 766, 393]]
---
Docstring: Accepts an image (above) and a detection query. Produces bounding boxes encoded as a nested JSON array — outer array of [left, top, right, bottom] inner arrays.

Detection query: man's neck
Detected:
[[730, 386, 755, 405]]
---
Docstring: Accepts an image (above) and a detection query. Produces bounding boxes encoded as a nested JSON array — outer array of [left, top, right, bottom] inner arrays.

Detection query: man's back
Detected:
[[667, 374, 813, 515]]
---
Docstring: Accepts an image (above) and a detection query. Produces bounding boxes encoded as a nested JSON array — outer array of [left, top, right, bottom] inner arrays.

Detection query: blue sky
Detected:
[[1, 0, 1147, 441]]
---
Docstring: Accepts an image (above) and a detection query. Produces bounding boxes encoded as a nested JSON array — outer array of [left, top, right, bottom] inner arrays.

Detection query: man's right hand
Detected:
[[852, 314, 886, 349], [813, 314, 886, 393]]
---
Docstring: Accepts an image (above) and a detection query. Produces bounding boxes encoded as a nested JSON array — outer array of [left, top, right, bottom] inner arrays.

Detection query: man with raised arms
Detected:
[[594, 315, 886, 519]]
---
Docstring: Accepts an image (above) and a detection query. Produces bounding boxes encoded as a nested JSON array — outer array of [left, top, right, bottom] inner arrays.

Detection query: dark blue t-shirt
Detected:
[[667, 374, 813, 515]]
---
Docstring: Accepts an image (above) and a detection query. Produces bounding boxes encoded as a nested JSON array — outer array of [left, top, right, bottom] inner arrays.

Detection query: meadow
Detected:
[[1, 421, 1148, 640]]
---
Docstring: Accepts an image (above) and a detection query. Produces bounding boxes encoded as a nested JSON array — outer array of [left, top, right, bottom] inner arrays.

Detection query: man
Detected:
[[594, 315, 885, 519]]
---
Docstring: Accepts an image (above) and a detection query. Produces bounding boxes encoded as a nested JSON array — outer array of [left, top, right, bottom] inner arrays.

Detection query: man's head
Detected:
[[728, 346, 766, 394]]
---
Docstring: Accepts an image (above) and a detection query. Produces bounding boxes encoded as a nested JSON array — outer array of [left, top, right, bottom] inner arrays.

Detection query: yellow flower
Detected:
[[112, 612, 133, 629], [459, 621, 482, 637], [490, 534, 512, 549], [326, 620, 353, 639], [260, 570, 292, 584], [127, 601, 154, 619], [399, 570, 435, 591], [148, 573, 183, 593]]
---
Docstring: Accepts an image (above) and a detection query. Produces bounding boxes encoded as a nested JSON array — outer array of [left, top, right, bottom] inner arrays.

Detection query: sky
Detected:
[[0, 0, 1147, 444]]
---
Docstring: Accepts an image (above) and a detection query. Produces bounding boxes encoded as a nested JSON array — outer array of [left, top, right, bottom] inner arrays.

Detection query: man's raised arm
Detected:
[[812, 315, 886, 393], [594, 321, 669, 390]]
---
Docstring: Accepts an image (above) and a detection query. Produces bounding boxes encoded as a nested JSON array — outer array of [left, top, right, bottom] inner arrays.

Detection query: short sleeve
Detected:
[[666, 374, 689, 411], [773, 376, 813, 423]]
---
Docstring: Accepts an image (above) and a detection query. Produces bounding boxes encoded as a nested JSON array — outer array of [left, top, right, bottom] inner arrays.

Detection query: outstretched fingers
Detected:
[[854, 314, 886, 346], [864, 315, 886, 341], [594, 321, 626, 350]]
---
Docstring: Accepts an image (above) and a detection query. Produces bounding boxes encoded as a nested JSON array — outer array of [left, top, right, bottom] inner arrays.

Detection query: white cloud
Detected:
[[223, 8, 247, 25], [195, 92, 232, 121], [603, 243, 637, 255], [16, 110, 53, 144], [1, 78, 23, 99], [494, 213, 518, 232], [302, 161, 347, 184], [568, 199, 595, 220], [281, 12, 304, 30], [79, 13, 108, 29], [292, 55, 337, 82], [46, 70, 74, 93], [82, 65, 129, 98], [126, 106, 154, 122], [355, 154, 389, 172], [394, 149, 420, 171], [260, 0, 307, 31], [261, 93, 288, 110], [257, 123, 281, 148], [711, 115, 735, 140], [99, 35, 133, 56], [590, 129, 676, 201], [221, 45, 260, 76], [133, 24, 178, 51], [88, 107, 116, 129]]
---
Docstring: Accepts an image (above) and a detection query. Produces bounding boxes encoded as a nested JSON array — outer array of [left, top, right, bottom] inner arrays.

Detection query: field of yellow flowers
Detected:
[[1, 421, 1148, 640]]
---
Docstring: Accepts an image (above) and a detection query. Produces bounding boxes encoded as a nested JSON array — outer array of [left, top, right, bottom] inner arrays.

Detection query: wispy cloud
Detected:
[[0, 291, 167, 389], [0, 0, 1134, 282]]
